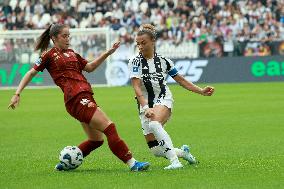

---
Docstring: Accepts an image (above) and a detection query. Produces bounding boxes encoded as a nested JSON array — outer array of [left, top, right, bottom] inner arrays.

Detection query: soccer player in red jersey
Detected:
[[8, 23, 150, 172]]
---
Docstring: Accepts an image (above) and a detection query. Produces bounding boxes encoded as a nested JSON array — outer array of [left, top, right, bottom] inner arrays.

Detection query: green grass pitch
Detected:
[[0, 82, 283, 189]]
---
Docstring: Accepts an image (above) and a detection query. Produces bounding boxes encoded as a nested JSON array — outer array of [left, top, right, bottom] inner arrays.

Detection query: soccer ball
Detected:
[[59, 146, 83, 170]]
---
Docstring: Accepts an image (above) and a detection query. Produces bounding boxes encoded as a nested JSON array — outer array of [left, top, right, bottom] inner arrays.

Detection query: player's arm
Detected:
[[84, 41, 120, 72], [8, 68, 39, 109], [173, 74, 214, 96], [131, 78, 148, 107], [130, 78, 154, 117], [165, 57, 214, 96]]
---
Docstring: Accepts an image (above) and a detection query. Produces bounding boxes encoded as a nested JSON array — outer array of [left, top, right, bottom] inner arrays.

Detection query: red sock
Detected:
[[103, 123, 132, 163], [78, 140, 104, 157]]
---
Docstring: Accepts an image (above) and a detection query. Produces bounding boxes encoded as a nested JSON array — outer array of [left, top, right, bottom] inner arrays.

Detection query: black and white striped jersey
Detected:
[[128, 53, 178, 108]]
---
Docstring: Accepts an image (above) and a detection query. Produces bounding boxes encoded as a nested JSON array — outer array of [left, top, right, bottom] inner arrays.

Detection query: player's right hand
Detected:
[[8, 95, 20, 109], [145, 108, 154, 118]]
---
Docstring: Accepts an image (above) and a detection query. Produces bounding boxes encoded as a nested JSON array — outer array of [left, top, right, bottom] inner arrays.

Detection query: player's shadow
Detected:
[[58, 167, 151, 175], [57, 163, 196, 174]]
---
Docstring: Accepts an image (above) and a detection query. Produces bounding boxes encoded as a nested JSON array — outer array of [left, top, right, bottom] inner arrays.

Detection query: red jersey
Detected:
[[33, 47, 93, 103]]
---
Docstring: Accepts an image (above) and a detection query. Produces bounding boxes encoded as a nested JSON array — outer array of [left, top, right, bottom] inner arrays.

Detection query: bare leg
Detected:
[[77, 122, 104, 157], [81, 122, 104, 141]]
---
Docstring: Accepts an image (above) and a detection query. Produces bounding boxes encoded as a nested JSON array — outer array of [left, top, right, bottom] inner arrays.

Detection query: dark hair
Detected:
[[137, 24, 157, 41], [34, 23, 68, 52]]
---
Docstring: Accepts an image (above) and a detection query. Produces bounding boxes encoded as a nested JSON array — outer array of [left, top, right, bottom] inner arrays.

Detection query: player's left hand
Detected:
[[107, 41, 120, 55], [201, 86, 214, 96]]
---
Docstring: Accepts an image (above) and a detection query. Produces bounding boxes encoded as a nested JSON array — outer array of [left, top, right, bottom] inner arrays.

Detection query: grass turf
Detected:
[[0, 82, 283, 189]]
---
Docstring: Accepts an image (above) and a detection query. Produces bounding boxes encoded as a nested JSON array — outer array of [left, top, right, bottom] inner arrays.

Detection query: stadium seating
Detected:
[[1, 0, 283, 58]]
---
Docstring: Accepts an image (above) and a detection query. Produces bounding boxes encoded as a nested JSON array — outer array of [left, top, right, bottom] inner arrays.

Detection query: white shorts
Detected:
[[139, 98, 173, 135]]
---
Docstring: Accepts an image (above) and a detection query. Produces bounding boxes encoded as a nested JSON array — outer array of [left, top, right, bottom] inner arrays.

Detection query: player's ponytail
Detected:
[[34, 23, 68, 52], [34, 24, 52, 52], [137, 24, 157, 41]]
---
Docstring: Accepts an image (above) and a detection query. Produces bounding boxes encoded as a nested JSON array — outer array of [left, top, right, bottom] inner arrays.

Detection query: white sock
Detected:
[[126, 158, 136, 168], [150, 145, 165, 157], [150, 146, 184, 158], [149, 121, 179, 162]]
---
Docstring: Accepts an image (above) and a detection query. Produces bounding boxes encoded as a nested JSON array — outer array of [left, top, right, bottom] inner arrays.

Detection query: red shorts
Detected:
[[65, 92, 98, 124]]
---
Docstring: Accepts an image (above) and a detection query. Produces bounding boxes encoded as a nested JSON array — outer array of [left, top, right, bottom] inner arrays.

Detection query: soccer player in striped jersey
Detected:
[[128, 24, 214, 170]]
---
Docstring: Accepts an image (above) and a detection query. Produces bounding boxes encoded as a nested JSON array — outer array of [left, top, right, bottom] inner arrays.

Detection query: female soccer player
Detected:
[[8, 23, 149, 172], [128, 24, 214, 170]]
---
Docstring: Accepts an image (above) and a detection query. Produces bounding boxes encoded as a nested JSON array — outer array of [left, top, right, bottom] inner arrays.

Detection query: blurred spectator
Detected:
[[1, 0, 284, 59], [2, 1, 13, 17]]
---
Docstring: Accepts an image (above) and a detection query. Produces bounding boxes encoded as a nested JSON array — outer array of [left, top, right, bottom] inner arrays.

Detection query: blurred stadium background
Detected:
[[0, 0, 284, 87], [0, 0, 283, 189]]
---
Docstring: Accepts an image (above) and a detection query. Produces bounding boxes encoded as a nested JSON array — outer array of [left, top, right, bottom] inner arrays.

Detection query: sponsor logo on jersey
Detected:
[[80, 98, 90, 106], [133, 67, 139, 72], [142, 72, 163, 81], [63, 53, 70, 57], [52, 53, 60, 61]]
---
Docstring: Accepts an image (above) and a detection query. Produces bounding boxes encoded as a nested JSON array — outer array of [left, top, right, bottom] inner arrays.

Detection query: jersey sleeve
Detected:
[[75, 52, 88, 70], [128, 57, 141, 79], [165, 58, 178, 78], [33, 51, 49, 72]]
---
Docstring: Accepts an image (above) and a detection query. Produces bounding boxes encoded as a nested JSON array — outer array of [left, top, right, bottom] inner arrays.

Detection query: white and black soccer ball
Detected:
[[59, 146, 83, 170]]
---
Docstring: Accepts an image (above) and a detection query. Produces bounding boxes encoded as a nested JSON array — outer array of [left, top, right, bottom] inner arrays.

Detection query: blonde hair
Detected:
[[137, 24, 157, 40]]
